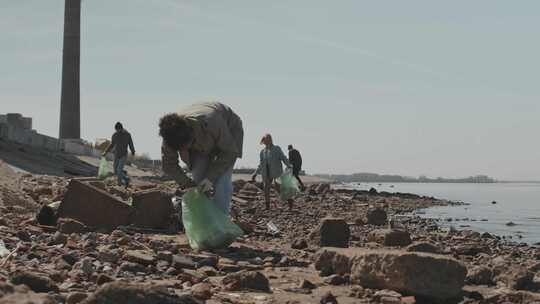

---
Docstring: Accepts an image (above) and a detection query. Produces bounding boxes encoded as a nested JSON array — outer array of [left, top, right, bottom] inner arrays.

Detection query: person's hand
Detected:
[[183, 179, 197, 190], [101, 152, 107, 157], [197, 178, 213, 193]]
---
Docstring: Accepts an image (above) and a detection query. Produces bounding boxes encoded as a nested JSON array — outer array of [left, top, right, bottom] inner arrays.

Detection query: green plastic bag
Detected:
[[97, 157, 109, 179], [279, 169, 300, 200], [182, 189, 243, 251]]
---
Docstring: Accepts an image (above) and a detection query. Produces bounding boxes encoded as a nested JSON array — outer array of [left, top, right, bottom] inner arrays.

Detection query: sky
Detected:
[[1, 1, 540, 180]]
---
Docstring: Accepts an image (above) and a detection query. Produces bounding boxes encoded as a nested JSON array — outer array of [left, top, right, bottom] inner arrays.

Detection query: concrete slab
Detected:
[[58, 179, 133, 230]]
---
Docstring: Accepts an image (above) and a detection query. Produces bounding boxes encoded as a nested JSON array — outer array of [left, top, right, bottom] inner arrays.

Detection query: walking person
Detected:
[[252, 134, 293, 210], [103, 122, 135, 187], [159, 102, 244, 215], [288, 144, 306, 191]]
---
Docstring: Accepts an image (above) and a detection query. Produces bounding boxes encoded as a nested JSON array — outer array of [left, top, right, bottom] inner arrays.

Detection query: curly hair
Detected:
[[158, 113, 193, 149]]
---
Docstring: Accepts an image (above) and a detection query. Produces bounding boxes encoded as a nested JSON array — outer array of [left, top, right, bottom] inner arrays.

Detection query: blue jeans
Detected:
[[190, 153, 235, 215], [113, 156, 129, 186]]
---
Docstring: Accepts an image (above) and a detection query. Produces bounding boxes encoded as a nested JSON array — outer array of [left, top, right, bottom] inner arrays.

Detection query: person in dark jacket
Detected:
[[103, 122, 135, 187], [288, 145, 305, 191]]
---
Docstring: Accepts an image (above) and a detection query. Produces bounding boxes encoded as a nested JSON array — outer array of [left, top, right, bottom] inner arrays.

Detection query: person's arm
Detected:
[[279, 147, 292, 168], [252, 151, 263, 177], [161, 141, 195, 187], [103, 134, 116, 155], [128, 134, 135, 156]]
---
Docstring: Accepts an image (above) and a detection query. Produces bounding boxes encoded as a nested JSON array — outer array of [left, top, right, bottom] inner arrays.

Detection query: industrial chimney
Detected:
[[59, 0, 81, 139]]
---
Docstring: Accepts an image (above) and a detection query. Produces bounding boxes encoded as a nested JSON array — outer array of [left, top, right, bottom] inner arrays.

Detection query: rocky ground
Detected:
[[1, 163, 540, 304]]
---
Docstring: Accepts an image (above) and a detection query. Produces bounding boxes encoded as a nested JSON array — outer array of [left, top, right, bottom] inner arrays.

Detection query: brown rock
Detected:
[[191, 283, 213, 300], [406, 242, 439, 254], [0, 292, 56, 304], [222, 271, 270, 292], [320, 291, 338, 304], [9, 270, 59, 293], [466, 266, 494, 286], [81, 282, 199, 304], [300, 279, 317, 290], [36, 204, 57, 226], [369, 229, 412, 247], [172, 255, 198, 270], [118, 262, 147, 274], [16, 230, 31, 242], [367, 207, 387, 226], [323, 274, 348, 286], [314, 248, 466, 301], [454, 244, 490, 256], [291, 239, 308, 250], [58, 218, 87, 234], [124, 250, 156, 266], [313, 249, 351, 276], [66, 292, 88, 304], [310, 218, 350, 248], [96, 274, 114, 286], [495, 267, 535, 291]]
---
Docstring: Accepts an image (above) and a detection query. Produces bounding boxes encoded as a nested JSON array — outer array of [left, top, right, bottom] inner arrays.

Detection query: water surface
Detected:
[[347, 182, 540, 244]]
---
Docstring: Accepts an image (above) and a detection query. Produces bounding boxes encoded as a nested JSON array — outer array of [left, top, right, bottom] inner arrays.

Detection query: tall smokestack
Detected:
[[59, 0, 81, 139]]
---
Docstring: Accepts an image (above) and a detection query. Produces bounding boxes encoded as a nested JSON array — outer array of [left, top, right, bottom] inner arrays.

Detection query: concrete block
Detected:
[[132, 190, 175, 230], [58, 179, 132, 231]]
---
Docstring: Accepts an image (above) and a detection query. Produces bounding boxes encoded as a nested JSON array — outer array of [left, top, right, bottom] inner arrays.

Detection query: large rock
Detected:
[[367, 208, 387, 226], [124, 250, 156, 266], [406, 242, 439, 254], [58, 218, 87, 234], [310, 218, 350, 248], [222, 271, 270, 292], [495, 267, 535, 291], [369, 229, 412, 247], [314, 248, 466, 301], [58, 179, 132, 231], [9, 270, 59, 293], [81, 282, 199, 304], [131, 190, 175, 230], [0, 292, 56, 304], [466, 266, 494, 286]]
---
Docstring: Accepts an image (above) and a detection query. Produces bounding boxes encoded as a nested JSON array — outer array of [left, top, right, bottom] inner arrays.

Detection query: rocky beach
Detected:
[[1, 163, 540, 304]]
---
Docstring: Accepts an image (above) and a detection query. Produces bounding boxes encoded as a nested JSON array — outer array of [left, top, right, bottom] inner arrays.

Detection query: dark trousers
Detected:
[[292, 167, 305, 189]]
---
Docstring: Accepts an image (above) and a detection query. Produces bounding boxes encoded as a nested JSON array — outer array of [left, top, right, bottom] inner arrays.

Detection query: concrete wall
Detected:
[[61, 139, 101, 157], [0, 122, 59, 150], [0, 113, 101, 158]]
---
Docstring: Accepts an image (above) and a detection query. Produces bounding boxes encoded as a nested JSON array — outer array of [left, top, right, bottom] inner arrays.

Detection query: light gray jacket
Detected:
[[253, 145, 291, 182]]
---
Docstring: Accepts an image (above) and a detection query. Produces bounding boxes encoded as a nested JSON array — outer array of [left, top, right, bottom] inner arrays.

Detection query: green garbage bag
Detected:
[[97, 157, 109, 179], [181, 189, 243, 251], [279, 169, 300, 200]]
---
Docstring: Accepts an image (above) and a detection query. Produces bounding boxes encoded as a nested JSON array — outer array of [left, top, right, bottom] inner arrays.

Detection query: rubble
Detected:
[[222, 271, 271, 292], [81, 282, 199, 304], [0, 170, 539, 303]]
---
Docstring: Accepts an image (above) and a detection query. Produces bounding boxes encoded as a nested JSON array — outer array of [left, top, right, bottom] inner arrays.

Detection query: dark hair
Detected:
[[159, 113, 193, 149], [288, 145, 293, 150], [115, 122, 123, 130]]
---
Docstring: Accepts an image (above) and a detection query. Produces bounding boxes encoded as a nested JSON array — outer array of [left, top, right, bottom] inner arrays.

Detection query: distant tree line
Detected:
[[315, 173, 496, 183]]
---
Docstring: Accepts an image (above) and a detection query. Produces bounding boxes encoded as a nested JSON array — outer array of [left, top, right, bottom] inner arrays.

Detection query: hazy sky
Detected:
[[2, 1, 540, 180]]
